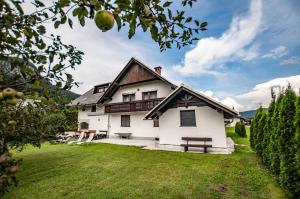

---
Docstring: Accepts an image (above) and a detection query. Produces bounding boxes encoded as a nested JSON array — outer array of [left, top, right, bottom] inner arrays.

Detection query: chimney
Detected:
[[154, 66, 162, 75]]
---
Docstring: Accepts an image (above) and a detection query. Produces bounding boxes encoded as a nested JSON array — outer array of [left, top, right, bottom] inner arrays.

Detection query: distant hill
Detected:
[[240, 108, 268, 120]]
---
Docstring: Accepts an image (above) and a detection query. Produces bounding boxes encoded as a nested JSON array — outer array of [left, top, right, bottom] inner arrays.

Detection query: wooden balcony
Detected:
[[105, 98, 164, 113]]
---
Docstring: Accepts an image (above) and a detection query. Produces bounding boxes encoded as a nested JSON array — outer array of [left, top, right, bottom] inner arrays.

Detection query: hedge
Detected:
[[250, 86, 300, 198]]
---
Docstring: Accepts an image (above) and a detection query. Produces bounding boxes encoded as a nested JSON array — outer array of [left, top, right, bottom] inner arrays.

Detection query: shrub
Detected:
[[235, 121, 246, 137]]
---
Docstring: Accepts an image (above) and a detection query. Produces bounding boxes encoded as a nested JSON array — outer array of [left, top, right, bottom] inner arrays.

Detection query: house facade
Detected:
[[69, 58, 238, 152]]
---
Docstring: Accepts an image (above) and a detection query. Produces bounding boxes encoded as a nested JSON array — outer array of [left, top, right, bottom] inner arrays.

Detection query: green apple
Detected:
[[2, 88, 16, 99], [94, 10, 115, 32]]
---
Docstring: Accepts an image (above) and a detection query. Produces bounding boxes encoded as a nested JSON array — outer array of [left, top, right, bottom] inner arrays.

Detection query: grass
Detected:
[[4, 128, 286, 199]]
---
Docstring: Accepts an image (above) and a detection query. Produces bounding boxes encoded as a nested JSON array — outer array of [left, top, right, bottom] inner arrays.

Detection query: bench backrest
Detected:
[[182, 137, 212, 141]]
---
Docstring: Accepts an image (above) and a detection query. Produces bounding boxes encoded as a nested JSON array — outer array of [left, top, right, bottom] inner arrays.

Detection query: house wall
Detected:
[[77, 105, 108, 131], [109, 80, 173, 103], [108, 112, 159, 138], [158, 106, 227, 148]]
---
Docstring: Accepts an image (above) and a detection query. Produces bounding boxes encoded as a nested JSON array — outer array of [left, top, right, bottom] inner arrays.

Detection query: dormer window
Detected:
[[94, 84, 109, 93], [142, 91, 157, 100], [95, 87, 106, 93]]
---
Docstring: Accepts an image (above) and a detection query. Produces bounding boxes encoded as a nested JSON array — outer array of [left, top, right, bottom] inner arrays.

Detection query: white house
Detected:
[[69, 58, 238, 153]]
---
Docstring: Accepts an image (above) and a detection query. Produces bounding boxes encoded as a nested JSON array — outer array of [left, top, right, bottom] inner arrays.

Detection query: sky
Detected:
[[26, 0, 300, 111]]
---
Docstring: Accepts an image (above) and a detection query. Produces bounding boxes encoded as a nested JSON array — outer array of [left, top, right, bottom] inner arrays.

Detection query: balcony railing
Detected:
[[105, 98, 164, 113]]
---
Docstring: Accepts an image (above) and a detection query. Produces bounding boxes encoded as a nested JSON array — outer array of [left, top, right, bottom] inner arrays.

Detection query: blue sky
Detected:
[[35, 0, 300, 111]]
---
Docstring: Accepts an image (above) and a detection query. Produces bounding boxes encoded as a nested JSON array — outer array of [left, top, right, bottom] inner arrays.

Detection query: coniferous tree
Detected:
[[262, 100, 275, 165], [293, 96, 300, 197], [250, 107, 263, 149], [277, 86, 297, 196], [256, 111, 267, 157], [269, 94, 284, 175]]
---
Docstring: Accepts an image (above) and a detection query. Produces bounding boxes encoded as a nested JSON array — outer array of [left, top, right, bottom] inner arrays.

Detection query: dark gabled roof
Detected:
[[144, 85, 238, 119], [98, 57, 177, 103], [68, 83, 110, 106]]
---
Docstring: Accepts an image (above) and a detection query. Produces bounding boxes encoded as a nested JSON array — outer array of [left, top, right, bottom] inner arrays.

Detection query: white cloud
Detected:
[[196, 90, 243, 112], [221, 97, 243, 111], [173, 0, 262, 76], [235, 75, 300, 110], [280, 57, 300, 65], [262, 45, 288, 59]]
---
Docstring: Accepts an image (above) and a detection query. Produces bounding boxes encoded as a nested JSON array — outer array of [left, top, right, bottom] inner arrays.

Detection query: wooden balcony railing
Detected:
[[105, 98, 164, 113]]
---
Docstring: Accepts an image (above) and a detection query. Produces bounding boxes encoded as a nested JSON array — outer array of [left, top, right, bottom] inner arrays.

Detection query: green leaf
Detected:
[[72, 7, 81, 16], [163, 1, 172, 7], [68, 18, 73, 28], [113, 14, 122, 31], [57, 0, 70, 7], [54, 21, 60, 29], [37, 25, 46, 34], [150, 25, 158, 42], [185, 17, 192, 23], [167, 9, 172, 19], [128, 16, 136, 39], [200, 22, 208, 28]]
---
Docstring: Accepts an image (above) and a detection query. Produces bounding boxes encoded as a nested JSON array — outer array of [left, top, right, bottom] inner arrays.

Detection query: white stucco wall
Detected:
[[109, 80, 173, 103], [158, 106, 227, 148], [108, 112, 159, 138], [78, 105, 108, 131]]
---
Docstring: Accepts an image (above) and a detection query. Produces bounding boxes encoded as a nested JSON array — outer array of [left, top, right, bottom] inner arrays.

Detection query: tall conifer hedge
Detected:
[[250, 86, 300, 198]]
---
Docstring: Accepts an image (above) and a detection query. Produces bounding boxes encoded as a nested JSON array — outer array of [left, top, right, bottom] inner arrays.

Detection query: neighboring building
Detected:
[[225, 116, 251, 127], [70, 58, 238, 152]]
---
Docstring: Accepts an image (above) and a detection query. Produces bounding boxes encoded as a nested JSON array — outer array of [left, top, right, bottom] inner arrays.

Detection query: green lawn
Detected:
[[4, 128, 286, 199]]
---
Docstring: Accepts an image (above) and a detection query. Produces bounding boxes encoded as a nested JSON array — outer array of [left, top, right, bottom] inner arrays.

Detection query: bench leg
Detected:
[[184, 146, 188, 152]]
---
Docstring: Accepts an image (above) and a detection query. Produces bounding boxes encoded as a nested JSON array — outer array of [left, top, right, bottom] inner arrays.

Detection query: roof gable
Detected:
[[119, 62, 157, 85], [98, 57, 176, 103], [145, 86, 238, 119]]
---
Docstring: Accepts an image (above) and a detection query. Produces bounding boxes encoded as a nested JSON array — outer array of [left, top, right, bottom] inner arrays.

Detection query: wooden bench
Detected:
[[115, 133, 132, 139], [181, 137, 212, 153]]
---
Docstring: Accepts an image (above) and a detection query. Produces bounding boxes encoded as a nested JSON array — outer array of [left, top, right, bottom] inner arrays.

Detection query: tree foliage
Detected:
[[250, 86, 300, 197]]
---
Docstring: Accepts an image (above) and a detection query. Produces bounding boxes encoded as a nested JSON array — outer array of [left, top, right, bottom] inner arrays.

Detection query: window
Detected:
[[142, 91, 157, 100], [121, 115, 130, 127], [153, 118, 159, 127], [123, 94, 135, 102], [91, 105, 97, 112], [80, 122, 89, 130], [97, 87, 105, 93], [180, 110, 196, 126]]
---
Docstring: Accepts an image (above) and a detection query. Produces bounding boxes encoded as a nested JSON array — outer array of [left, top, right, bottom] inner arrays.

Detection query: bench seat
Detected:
[[180, 144, 212, 148]]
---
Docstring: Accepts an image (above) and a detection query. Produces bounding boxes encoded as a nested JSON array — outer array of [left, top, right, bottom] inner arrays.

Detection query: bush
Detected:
[[235, 121, 246, 137]]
